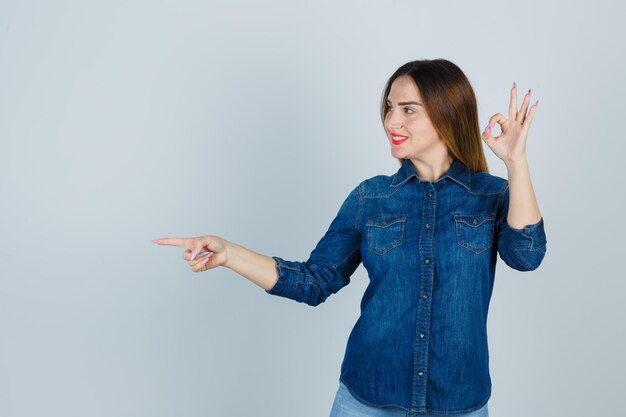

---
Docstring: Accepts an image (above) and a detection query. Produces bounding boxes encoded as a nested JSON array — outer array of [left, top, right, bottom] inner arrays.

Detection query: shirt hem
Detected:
[[338, 377, 492, 415]]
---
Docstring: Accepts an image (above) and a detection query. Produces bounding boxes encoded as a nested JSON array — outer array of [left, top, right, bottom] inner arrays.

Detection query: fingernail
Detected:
[[199, 257, 210, 265], [199, 251, 212, 258], [191, 248, 199, 260]]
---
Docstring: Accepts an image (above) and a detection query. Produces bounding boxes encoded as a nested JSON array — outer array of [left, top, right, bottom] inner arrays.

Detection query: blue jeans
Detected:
[[329, 381, 489, 417]]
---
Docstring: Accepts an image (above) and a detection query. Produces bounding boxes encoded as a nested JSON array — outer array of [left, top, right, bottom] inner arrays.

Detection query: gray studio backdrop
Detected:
[[1, 1, 624, 416]]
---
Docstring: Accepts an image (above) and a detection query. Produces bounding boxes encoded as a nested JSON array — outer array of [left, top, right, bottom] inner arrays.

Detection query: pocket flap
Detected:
[[453, 213, 496, 227], [366, 215, 406, 228]]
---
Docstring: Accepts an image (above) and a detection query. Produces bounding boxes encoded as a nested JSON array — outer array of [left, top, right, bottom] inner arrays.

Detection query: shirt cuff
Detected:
[[499, 216, 546, 251], [265, 256, 295, 297]]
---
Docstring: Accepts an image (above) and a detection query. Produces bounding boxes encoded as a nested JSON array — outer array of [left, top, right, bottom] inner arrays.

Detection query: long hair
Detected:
[[380, 59, 489, 174]]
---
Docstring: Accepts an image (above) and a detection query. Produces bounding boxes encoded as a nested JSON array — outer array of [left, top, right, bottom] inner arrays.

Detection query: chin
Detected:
[[391, 148, 409, 158]]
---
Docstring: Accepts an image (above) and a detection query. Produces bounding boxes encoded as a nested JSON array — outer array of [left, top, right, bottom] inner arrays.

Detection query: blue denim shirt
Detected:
[[266, 157, 547, 415]]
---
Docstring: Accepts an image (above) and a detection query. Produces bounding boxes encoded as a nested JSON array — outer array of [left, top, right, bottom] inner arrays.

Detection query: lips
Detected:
[[391, 133, 409, 145]]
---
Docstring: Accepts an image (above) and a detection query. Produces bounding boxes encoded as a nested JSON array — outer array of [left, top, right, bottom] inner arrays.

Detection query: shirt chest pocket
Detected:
[[366, 215, 406, 255], [453, 212, 496, 254]]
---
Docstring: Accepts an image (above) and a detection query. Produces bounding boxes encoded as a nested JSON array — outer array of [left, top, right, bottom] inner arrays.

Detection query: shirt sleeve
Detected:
[[265, 182, 363, 306], [496, 183, 547, 271]]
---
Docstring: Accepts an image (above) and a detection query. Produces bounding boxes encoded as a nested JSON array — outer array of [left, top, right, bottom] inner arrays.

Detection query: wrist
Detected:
[[505, 157, 529, 172], [223, 240, 237, 270]]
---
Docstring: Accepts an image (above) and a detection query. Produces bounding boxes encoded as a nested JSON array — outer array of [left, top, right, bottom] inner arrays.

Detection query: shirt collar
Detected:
[[390, 157, 471, 190]]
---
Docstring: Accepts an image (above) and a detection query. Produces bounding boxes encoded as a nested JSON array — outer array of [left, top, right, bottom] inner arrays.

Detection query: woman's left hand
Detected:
[[482, 82, 539, 165]]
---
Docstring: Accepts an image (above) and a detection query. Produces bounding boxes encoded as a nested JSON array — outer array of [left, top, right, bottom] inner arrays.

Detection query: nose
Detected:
[[387, 118, 402, 131], [386, 111, 403, 131]]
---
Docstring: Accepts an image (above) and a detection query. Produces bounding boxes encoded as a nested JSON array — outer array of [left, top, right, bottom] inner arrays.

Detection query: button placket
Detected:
[[413, 182, 436, 408]]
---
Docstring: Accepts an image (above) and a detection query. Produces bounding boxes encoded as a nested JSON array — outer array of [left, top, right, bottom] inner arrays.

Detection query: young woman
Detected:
[[153, 59, 547, 417]]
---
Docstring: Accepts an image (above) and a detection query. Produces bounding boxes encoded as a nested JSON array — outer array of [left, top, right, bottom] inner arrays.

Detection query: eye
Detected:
[[387, 105, 415, 114]]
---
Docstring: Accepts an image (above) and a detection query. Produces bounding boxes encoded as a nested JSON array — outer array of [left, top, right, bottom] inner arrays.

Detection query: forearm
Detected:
[[223, 241, 279, 291], [505, 158, 542, 228]]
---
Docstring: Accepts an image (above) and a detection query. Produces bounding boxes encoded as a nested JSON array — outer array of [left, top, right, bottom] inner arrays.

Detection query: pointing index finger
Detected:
[[152, 238, 192, 247]]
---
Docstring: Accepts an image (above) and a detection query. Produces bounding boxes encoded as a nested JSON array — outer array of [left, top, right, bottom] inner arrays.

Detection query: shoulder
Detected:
[[469, 171, 508, 195], [359, 173, 398, 198]]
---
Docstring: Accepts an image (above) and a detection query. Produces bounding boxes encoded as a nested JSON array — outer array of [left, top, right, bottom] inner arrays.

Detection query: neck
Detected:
[[409, 154, 454, 183]]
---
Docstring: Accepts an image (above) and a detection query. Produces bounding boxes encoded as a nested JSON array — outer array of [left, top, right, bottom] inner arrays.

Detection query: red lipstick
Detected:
[[391, 133, 409, 145]]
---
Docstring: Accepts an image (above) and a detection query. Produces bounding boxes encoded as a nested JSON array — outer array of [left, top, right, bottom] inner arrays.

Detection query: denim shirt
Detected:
[[266, 157, 547, 415]]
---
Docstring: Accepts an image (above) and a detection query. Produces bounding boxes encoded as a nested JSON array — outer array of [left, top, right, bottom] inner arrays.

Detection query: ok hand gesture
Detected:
[[482, 82, 539, 165]]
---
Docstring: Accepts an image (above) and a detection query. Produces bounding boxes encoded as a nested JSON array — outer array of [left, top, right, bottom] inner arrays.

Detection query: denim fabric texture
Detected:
[[266, 157, 547, 415]]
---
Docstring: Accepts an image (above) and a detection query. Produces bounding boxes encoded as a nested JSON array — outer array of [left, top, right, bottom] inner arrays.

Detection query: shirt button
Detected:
[[425, 224, 431, 228], [422, 294, 428, 299], [428, 192, 433, 198], [425, 259, 430, 264], [472, 219, 477, 225], [418, 371, 424, 376], [420, 333, 425, 338]]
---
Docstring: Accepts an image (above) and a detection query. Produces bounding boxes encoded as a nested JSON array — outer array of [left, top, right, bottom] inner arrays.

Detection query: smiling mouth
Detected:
[[392, 136, 408, 145]]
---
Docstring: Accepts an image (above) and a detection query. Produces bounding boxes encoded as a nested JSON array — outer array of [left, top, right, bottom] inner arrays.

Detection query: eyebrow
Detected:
[[386, 99, 423, 106]]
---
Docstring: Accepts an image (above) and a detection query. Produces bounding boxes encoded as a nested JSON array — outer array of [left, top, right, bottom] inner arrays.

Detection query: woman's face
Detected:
[[384, 75, 445, 161]]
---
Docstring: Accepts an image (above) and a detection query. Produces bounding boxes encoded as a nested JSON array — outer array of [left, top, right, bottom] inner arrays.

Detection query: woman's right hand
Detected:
[[152, 235, 230, 272]]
